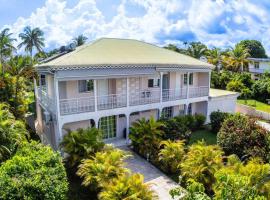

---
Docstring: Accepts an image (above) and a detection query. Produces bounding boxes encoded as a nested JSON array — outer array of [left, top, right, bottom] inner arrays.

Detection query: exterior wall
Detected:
[[60, 80, 94, 99], [46, 74, 54, 98], [249, 61, 270, 72], [193, 101, 207, 115], [207, 95, 237, 122], [62, 120, 91, 135], [130, 109, 159, 125]]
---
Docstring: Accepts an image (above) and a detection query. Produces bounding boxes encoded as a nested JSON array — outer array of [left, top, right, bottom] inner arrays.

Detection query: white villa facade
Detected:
[[248, 58, 270, 80], [35, 38, 237, 149]]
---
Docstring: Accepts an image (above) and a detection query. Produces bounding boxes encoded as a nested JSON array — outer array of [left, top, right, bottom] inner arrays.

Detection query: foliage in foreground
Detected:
[[0, 141, 68, 200], [217, 114, 270, 162], [0, 103, 28, 163], [210, 110, 230, 133], [60, 127, 104, 167]]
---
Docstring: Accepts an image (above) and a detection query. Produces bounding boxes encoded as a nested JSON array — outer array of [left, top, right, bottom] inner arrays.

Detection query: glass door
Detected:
[[99, 116, 117, 139]]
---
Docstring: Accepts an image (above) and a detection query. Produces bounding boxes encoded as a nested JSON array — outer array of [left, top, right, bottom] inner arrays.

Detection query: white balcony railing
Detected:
[[162, 88, 187, 102], [60, 97, 95, 115], [129, 89, 160, 106], [249, 68, 265, 74], [97, 93, 127, 110], [189, 86, 209, 98], [37, 87, 55, 113]]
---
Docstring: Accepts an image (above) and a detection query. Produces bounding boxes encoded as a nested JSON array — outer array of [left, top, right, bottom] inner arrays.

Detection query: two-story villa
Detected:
[[248, 57, 270, 80], [35, 38, 238, 149]]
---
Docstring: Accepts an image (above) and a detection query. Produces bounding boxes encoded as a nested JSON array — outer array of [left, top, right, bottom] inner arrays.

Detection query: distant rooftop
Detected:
[[247, 57, 270, 62], [37, 38, 214, 70], [209, 89, 239, 98]]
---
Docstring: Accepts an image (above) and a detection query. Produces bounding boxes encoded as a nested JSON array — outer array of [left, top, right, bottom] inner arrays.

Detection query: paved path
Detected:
[[258, 121, 270, 131], [120, 146, 178, 200]]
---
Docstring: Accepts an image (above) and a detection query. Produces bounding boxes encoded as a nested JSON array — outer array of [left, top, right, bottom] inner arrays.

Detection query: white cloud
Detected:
[[4, 0, 270, 54]]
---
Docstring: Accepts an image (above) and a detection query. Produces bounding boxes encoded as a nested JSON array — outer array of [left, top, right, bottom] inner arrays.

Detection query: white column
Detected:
[[94, 79, 98, 111], [126, 113, 130, 144], [160, 72, 163, 102], [186, 72, 190, 98], [185, 104, 189, 115], [126, 77, 129, 107], [159, 108, 163, 119], [54, 77, 62, 148], [208, 71, 211, 95]]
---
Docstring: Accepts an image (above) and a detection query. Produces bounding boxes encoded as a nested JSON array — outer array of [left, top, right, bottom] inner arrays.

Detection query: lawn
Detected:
[[189, 129, 217, 145], [237, 99, 270, 113]]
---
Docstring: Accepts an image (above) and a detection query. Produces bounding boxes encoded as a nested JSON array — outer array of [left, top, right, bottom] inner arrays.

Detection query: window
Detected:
[[179, 105, 185, 115], [188, 104, 192, 115], [189, 73, 193, 85], [183, 74, 188, 85], [99, 116, 116, 139], [148, 78, 160, 88], [254, 62, 260, 69], [40, 74, 46, 86], [162, 107, 173, 119], [78, 80, 94, 93]]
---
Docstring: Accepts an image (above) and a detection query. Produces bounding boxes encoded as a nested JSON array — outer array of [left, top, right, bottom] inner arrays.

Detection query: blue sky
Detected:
[[1, 0, 270, 54]]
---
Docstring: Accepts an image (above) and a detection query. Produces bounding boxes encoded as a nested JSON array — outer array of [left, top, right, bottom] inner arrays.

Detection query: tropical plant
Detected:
[[206, 47, 222, 69], [226, 79, 246, 92], [158, 140, 185, 174], [180, 141, 224, 193], [0, 141, 68, 200], [0, 103, 28, 163], [210, 111, 230, 133], [73, 34, 88, 46], [217, 114, 270, 161], [213, 156, 270, 199], [170, 179, 211, 200], [18, 26, 45, 60], [77, 147, 130, 191], [60, 127, 104, 167], [194, 114, 206, 129], [186, 42, 208, 59], [0, 28, 16, 73], [129, 116, 164, 159], [222, 46, 250, 72], [252, 73, 270, 103], [236, 39, 267, 58], [99, 173, 157, 200]]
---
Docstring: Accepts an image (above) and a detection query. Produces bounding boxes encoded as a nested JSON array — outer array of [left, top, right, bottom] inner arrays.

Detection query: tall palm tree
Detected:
[[0, 28, 16, 73], [186, 42, 207, 59], [206, 48, 222, 70], [223, 46, 250, 72], [73, 34, 88, 46], [18, 26, 45, 61]]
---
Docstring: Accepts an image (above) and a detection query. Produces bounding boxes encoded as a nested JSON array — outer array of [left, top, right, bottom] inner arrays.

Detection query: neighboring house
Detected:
[[248, 58, 270, 80], [34, 38, 237, 149]]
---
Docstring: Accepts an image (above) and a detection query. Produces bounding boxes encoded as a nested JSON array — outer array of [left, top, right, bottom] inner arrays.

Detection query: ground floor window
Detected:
[[162, 107, 173, 119], [99, 115, 116, 139], [179, 104, 185, 115]]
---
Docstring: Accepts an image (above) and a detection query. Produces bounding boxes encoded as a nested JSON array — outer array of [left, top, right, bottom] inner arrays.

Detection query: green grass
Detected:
[[189, 129, 217, 145], [237, 99, 270, 113]]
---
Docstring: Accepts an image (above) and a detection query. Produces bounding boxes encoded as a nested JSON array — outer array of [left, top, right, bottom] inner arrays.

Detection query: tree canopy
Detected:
[[236, 40, 267, 58]]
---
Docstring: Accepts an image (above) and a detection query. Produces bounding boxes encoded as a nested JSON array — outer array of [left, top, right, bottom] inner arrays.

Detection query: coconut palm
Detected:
[[73, 34, 88, 46], [186, 42, 208, 59], [223, 46, 250, 72], [60, 127, 104, 167], [77, 148, 130, 189], [0, 28, 16, 73], [206, 48, 222, 70], [18, 26, 45, 61], [99, 173, 157, 200], [129, 116, 164, 157], [158, 140, 185, 174]]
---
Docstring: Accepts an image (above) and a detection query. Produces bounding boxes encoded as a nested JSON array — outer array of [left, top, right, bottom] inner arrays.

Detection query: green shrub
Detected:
[[180, 141, 224, 193], [0, 141, 68, 200], [60, 127, 104, 167], [210, 111, 230, 133], [194, 114, 206, 129], [217, 114, 270, 161]]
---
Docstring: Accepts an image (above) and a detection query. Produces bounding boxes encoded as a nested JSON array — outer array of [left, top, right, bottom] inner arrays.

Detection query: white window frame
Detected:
[[78, 80, 94, 93], [148, 78, 160, 88]]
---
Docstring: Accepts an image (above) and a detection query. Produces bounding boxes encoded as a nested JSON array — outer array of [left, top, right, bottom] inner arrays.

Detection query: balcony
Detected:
[[38, 86, 209, 116], [249, 68, 265, 74]]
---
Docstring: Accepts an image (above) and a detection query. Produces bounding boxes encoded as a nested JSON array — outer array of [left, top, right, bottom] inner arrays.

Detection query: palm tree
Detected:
[[223, 46, 250, 72], [18, 26, 45, 61], [206, 48, 222, 70], [99, 173, 157, 200], [77, 148, 130, 189], [158, 140, 185, 174], [129, 117, 164, 157], [0, 28, 16, 73], [60, 127, 105, 167], [73, 34, 88, 46], [186, 42, 207, 59]]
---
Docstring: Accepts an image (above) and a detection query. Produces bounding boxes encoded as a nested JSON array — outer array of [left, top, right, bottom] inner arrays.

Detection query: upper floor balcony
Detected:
[[36, 72, 210, 116]]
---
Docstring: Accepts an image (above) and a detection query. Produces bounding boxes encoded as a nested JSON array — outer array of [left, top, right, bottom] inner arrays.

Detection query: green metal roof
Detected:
[[38, 38, 214, 69]]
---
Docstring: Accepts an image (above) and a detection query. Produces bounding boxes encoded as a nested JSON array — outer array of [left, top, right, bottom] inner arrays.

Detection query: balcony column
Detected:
[[126, 113, 130, 144], [159, 72, 163, 102], [94, 79, 98, 111], [186, 72, 190, 98], [126, 77, 129, 107], [208, 71, 211, 95], [185, 104, 189, 115], [54, 77, 62, 147]]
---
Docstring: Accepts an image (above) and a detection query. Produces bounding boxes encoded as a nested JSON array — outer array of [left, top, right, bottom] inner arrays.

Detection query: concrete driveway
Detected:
[[120, 146, 178, 200]]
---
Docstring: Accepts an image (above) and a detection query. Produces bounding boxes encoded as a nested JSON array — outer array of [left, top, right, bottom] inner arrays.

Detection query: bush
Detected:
[[180, 141, 224, 193], [0, 141, 68, 200], [194, 114, 206, 129], [158, 140, 185, 174], [210, 111, 230, 133], [60, 127, 105, 167], [217, 114, 270, 161]]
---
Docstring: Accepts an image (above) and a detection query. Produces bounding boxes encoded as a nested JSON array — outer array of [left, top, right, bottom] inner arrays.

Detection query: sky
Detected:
[[1, 0, 270, 54]]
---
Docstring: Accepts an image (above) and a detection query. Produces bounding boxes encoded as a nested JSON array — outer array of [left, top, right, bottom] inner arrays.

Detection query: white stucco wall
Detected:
[[62, 120, 91, 135]]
